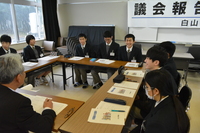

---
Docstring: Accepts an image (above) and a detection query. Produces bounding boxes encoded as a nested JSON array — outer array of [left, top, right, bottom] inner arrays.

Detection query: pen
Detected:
[[64, 107, 75, 118], [111, 110, 125, 112]]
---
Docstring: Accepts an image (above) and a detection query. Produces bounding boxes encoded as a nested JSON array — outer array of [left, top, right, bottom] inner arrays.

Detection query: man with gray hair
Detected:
[[0, 54, 56, 133]]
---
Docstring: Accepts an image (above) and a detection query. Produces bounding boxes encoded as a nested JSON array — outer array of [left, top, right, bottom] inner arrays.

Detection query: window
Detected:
[[0, 0, 44, 43]]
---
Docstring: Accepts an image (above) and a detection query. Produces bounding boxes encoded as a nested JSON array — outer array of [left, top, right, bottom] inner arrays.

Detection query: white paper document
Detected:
[[20, 93, 67, 115], [95, 59, 115, 64], [38, 56, 59, 60], [107, 86, 137, 98], [19, 84, 39, 92], [22, 62, 38, 66], [68, 56, 84, 60], [124, 70, 145, 78], [125, 62, 139, 67], [96, 101, 130, 119], [88, 108, 125, 125], [114, 81, 139, 90]]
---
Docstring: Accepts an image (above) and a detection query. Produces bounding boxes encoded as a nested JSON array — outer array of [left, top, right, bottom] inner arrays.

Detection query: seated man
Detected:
[[91, 31, 119, 89], [23, 35, 51, 86], [118, 34, 142, 62], [74, 33, 94, 89], [159, 41, 179, 86], [0, 54, 56, 132], [0, 34, 17, 55]]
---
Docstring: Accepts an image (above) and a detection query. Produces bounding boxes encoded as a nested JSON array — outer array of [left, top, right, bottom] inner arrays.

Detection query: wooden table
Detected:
[[57, 57, 130, 90], [16, 89, 84, 132], [59, 70, 143, 133]]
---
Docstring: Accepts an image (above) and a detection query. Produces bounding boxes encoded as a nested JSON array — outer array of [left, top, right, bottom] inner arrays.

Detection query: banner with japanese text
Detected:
[[128, 0, 200, 28]]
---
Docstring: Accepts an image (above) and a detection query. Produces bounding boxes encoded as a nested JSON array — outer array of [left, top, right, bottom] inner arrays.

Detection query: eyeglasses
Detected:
[[143, 85, 155, 91]]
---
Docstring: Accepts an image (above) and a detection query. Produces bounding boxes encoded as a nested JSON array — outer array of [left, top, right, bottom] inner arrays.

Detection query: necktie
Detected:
[[106, 45, 110, 54], [82, 47, 85, 54], [127, 49, 131, 60], [32, 46, 39, 58], [6, 50, 9, 54]]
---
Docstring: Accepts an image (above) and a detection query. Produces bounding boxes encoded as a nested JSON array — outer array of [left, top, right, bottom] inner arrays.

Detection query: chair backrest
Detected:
[[57, 37, 66, 47], [187, 46, 200, 60], [175, 72, 182, 88], [134, 43, 142, 49], [65, 37, 79, 56], [179, 85, 192, 110], [43, 41, 55, 52]]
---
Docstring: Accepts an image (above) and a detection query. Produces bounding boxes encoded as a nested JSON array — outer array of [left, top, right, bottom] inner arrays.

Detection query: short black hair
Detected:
[[124, 34, 135, 41], [146, 46, 168, 67], [159, 41, 176, 58], [103, 31, 112, 38], [26, 35, 35, 44], [78, 33, 87, 39], [0, 34, 11, 43]]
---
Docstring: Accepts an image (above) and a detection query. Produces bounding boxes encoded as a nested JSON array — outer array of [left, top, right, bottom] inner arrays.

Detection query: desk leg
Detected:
[[72, 64, 74, 84], [62, 62, 66, 90], [51, 64, 54, 82]]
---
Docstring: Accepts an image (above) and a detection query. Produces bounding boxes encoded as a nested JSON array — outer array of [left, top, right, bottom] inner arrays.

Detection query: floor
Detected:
[[30, 65, 200, 133]]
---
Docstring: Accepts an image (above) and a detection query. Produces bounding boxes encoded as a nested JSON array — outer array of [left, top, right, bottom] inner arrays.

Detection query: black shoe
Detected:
[[74, 82, 82, 87], [82, 82, 89, 89], [93, 82, 103, 89]]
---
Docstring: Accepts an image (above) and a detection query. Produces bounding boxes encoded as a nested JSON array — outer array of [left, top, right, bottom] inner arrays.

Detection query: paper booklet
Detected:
[[113, 81, 139, 90], [125, 62, 139, 67], [107, 86, 137, 98], [20, 93, 67, 115], [95, 59, 115, 64], [88, 108, 125, 125], [124, 70, 145, 78], [68, 56, 84, 60], [96, 101, 130, 119]]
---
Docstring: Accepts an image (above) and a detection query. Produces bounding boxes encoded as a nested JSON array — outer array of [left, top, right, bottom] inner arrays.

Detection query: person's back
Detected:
[[0, 54, 56, 132], [159, 41, 179, 85], [131, 70, 190, 133]]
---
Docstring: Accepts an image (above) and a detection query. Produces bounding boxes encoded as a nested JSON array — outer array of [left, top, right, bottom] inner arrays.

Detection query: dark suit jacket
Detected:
[[23, 45, 43, 62], [163, 57, 179, 84], [97, 41, 119, 60], [118, 45, 142, 62], [75, 43, 94, 69], [0, 84, 56, 133], [75, 43, 93, 57], [141, 96, 178, 133], [0, 47, 17, 56]]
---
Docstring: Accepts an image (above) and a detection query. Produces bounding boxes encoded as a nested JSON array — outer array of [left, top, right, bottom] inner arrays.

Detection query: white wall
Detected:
[[57, 0, 128, 40], [57, 0, 191, 53]]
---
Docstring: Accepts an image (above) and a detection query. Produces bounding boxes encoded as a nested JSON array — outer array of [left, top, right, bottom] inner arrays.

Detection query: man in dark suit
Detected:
[[23, 35, 50, 86], [0, 34, 17, 56], [159, 41, 179, 86], [91, 31, 120, 89], [74, 33, 94, 88], [118, 34, 142, 62], [0, 54, 56, 133]]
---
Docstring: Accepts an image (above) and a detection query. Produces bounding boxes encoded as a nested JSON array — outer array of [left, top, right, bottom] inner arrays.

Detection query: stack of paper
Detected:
[[19, 93, 68, 115], [114, 81, 139, 90], [125, 62, 139, 67], [88, 101, 130, 125], [38, 56, 59, 60], [107, 86, 137, 98], [95, 59, 115, 64], [124, 70, 145, 78], [22, 62, 38, 66], [68, 56, 84, 60]]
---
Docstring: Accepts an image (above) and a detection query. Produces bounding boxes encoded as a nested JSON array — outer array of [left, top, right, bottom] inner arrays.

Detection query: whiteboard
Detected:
[[157, 28, 200, 43], [129, 27, 158, 41]]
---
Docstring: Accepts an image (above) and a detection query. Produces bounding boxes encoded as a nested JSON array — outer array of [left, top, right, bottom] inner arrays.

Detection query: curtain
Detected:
[[42, 0, 61, 46]]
